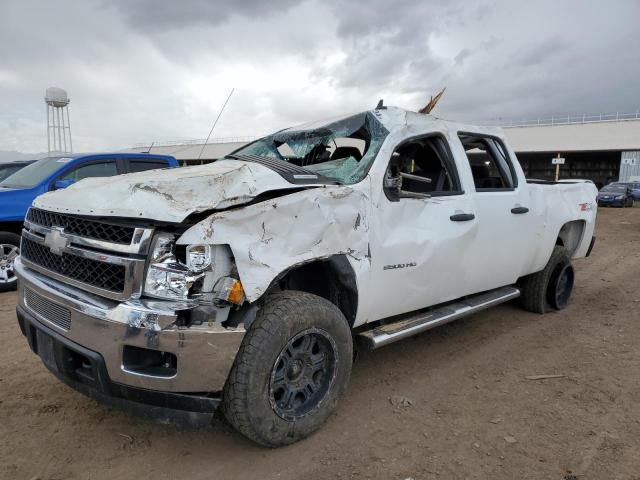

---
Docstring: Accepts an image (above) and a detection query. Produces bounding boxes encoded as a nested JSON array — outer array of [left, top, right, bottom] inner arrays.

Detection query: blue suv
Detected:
[[0, 153, 179, 291]]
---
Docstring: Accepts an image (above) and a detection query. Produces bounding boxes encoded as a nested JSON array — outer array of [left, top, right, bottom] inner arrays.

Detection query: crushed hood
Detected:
[[33, 159, 321, 223]]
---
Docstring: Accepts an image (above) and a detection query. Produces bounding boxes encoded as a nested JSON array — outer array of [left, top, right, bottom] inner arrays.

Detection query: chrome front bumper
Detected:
[[15, 258, 245, 394]]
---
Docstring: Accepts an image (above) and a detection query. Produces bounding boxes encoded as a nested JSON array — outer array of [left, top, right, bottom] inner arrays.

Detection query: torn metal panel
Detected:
[[33, 160, 318, 223], [177, 182, 372, 306]]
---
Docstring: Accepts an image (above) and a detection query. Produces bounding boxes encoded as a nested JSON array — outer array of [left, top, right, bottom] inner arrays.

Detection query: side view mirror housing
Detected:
[[53, 179, 75, 190]]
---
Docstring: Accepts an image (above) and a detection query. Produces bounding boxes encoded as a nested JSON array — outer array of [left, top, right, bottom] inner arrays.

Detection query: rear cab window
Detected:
[[458, 134, 518, 191]]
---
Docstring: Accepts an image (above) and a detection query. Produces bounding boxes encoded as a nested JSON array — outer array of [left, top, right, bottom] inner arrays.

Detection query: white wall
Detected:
[[504, 119, 640, 153]]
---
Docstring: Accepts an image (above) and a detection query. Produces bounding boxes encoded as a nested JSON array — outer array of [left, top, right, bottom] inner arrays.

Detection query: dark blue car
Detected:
[[617, 181, 640, 200], [0, 153, 179, 291], [597, 184, 635, 208]]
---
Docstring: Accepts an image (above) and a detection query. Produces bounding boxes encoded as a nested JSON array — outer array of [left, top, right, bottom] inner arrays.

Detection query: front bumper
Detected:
[[15, 258, 245, 423], [597, 198, 623, 206]]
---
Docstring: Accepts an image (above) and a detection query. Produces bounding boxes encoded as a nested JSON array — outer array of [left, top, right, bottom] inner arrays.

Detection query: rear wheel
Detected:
[[0, 232, 21, 292], [223, 291, 353, 447], [520, 246, 574, 314]]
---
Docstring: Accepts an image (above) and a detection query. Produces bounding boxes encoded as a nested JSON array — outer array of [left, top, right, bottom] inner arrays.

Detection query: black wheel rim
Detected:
[[269, 328, 338, 421], [550, 263, 574, 310]]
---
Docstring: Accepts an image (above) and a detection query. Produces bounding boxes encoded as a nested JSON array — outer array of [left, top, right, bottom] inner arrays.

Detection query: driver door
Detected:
[[366, 134, 479, 321]]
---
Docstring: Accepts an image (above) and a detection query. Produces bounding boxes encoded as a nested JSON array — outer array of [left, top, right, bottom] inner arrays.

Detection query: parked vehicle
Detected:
[[0, 153, 178, 291], [0, 160, 35, 181], [14, 107, 597, 446], [597, 184, 634, 207], [611, 181, 640, 200]]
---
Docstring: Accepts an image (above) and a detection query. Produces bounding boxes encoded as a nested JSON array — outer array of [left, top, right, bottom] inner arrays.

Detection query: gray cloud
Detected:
[[106, 0, 300, 30], [1, 0, 639, 153]]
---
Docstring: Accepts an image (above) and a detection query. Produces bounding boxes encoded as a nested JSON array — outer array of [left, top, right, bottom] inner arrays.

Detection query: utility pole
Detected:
[[552, 153, 565, 181]]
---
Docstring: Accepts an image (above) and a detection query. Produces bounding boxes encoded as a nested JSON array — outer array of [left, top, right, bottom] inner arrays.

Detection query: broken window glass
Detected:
[[230, 112, 389, 184]]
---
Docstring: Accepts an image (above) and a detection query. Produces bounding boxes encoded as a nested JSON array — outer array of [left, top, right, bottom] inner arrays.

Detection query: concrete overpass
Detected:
[[502, 115, 640, 186]]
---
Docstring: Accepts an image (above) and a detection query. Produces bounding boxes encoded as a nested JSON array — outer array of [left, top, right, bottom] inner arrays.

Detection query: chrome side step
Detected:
[[357, 286, 521, 349]]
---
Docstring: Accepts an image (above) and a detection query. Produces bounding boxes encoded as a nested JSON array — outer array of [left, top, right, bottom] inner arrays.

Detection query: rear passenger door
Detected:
[[454, 133, 539, 292], [125, 158, 172, 173]]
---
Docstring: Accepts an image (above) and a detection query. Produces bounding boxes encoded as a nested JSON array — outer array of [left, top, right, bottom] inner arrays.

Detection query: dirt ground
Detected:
[[1, 207, 639, 480]]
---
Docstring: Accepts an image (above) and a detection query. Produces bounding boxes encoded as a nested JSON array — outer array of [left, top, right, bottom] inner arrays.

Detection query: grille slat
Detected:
[[27, 208, 135, 245], [21, 237, 126, 293], [24, 288, 72, 330]]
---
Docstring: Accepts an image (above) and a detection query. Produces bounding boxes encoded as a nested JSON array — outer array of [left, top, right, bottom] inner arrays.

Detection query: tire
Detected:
[[223, 291, 353, 447], [520, 245, 575, 314], [0, 232, 21, 292]]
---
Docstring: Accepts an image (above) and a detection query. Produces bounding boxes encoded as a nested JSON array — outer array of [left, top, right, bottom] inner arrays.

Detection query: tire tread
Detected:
[[520, 245, 571, 314], [223, 291, 351, 447]]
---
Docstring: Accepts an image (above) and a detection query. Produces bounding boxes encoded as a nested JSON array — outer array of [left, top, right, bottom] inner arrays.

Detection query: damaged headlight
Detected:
[[143, 234, 205, 300], [186, 244, 212, 272]]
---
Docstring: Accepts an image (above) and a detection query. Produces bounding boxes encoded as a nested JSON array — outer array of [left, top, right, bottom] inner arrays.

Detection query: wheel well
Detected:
[[0, 222, 24, 237], [274, 256, 358, 326], [556, 220, 585, 256]]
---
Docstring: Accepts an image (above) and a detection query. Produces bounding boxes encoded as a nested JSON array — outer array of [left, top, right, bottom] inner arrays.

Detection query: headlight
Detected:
[[615, 195, 624, 200], [186, 244, 212, 272], [143, 234, 205, 300]]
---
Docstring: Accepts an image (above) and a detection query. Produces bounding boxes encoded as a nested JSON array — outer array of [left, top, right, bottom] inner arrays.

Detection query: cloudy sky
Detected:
[[1, 0, 639, 154]]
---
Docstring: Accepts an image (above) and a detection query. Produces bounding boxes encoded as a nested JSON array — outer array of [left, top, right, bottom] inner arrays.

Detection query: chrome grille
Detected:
[[21, 236, 126, 293], [27, 208, 135, 244], [21, 208, 149, 300], [24, 287, 71, 330]]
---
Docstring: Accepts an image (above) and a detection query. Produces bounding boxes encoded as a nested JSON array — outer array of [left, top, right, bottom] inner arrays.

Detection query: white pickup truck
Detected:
[[15, 106, 597, 446]]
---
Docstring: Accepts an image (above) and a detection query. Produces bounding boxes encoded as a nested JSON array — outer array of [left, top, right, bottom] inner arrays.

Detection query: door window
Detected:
[[384, 135, 461, 199], [128, 160, 170, 173], [458, 134, 517, 190], [60, 161, 118, 182]]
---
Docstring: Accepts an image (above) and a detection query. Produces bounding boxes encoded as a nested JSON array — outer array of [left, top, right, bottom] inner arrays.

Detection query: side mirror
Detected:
[[53, 179, 75, 190], [383, 153, 431, 201]]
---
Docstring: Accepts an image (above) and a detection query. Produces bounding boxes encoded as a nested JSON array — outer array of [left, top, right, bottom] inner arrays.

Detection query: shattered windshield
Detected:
[[230, 112, 389, 184]]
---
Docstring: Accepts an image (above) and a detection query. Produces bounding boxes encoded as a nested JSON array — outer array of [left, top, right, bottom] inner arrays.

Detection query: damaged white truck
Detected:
[[15, 106, 597, 446]]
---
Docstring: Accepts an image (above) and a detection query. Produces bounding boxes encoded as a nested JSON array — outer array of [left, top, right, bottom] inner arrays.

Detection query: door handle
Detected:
[[511, 206, 529, 214], [450, 213, 475, 222]]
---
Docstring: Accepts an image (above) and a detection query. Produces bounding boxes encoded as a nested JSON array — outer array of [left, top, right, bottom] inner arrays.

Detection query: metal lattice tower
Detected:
[[45, 87, 72, 155]]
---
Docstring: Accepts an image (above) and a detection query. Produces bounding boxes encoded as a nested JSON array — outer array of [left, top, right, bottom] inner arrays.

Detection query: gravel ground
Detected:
[[1, 207, 639, 480]]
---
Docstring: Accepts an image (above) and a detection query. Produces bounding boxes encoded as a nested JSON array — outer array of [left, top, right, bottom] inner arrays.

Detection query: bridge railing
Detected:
[[132, 136, 258, 148], [487, 111, 640, 128]]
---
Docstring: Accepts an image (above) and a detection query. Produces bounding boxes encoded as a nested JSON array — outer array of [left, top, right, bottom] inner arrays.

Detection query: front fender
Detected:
[[177, 185, 371, 303]]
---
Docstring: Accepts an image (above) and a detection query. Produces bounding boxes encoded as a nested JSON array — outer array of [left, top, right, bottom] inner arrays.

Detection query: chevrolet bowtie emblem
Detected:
[[44, 227, 70, 255]]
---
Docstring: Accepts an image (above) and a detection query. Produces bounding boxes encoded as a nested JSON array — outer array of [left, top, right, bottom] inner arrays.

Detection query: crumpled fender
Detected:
[[177, 183, 372, 302]]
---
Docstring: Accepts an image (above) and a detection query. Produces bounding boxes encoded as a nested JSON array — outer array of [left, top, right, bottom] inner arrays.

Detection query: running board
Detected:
[[357, 286, 521, 349]]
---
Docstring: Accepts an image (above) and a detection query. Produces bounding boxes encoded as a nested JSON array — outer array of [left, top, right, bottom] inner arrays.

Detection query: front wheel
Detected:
[[520, 246, 575, 314], [0, 232, 21, 292], [223, 291, 353, 447]]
